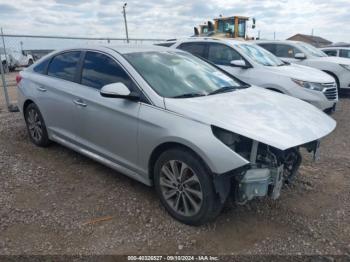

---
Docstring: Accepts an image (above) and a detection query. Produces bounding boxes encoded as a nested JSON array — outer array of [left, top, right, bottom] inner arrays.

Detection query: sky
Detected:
[[0, 0, 349, 47]]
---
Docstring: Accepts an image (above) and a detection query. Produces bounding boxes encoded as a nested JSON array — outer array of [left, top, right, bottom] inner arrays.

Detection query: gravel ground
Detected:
[[0, 73, 350, 255], [0, 72, 17, 107]]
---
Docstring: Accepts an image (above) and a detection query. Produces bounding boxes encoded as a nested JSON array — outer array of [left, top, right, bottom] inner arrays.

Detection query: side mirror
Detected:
[[100, 82, 139, 101], [294, 52, 306, 60], [230, 60, 248, 68]]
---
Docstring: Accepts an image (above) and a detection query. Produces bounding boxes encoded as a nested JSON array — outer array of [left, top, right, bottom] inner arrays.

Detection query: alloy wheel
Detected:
[[27, 108, 43, 143], [159, 160, 203, 217]]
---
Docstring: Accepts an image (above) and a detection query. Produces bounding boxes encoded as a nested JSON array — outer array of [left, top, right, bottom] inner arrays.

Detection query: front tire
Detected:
[[154, 148, 223, 225], [24, 103, 51, 147]]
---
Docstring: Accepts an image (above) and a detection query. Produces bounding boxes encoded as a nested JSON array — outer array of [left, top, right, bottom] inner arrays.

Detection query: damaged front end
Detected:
[[212, 126, 318, 204]]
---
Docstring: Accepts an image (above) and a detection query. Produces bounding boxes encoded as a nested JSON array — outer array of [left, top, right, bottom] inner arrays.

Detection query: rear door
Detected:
[[72, 51, 141, 171], [36, 51, 82, 142]]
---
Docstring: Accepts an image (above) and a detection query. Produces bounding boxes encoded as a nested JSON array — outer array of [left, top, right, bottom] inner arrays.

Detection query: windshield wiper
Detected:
[[172, 93, 206, 98], [209, 86, 237, 95]]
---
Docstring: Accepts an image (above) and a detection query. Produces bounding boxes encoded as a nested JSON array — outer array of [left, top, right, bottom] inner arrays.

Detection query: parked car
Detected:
[[256, 40, 350, 92], [0, 48, 34, 72], [163, 38, 338, 111], [320, 47, 350, 59], [17, 46, 336, 225]]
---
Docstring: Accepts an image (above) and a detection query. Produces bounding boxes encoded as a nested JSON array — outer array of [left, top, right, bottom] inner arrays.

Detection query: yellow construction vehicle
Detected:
[[194, 15, 255, 40]]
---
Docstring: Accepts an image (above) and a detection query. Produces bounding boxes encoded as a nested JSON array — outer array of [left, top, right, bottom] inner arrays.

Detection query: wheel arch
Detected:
[[322, 70, 340, 87], [23, 99, 35, 114], [148, 142, 211, 182]]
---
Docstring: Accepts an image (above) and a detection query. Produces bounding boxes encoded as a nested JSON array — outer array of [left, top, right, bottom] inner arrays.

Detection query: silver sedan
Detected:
[[17, 46, 335, 225]]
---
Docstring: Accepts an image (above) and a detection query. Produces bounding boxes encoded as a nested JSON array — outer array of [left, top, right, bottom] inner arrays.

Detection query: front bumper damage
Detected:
[[213, 140, 318, 204], [237, 165, 284, 204]]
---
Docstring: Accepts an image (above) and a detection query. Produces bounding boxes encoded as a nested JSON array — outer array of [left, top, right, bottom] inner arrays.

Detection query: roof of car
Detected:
[[320, 46, 350, 50], [160, 37, 253, 46], [50, 44, 182, 55], [254, 40, 301, 45], [108, 44, 177, 54]]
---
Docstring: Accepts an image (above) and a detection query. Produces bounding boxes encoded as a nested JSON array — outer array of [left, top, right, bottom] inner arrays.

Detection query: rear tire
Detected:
[[154, 148, 223, 226], [24, 103, 51, 147]]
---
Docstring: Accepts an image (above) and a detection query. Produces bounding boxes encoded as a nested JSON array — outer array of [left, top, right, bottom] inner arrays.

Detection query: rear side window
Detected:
[[33, 58, 50, 74], [340, 49, 350, 58], [177, 42, 207, 58], [207, 43, 242, 65], [81, 51, 136, 90], [323, 50, 338, 57], [48, 51, 81, 82]]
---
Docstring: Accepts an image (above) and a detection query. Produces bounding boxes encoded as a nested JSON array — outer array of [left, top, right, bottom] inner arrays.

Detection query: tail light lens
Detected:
[[16, 74, 22, 85]]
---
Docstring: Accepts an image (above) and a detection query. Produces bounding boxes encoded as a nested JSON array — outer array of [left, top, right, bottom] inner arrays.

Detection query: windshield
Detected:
[[296, 42, 327, 57], [124, 51, 245, 98], [236, 44, 285, 66]]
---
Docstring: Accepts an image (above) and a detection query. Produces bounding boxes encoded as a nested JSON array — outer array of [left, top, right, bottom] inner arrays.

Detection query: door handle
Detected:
[[36, 87, 47, 92], [73, 99, 87, 107]]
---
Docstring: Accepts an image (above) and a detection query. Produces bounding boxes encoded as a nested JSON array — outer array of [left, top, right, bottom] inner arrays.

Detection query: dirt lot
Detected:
[[0, 72, 350, 255]]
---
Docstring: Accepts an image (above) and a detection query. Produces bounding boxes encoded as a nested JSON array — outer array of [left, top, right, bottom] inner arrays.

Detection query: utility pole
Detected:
[[0, 27, 10, 109], [274, 31, 276, 40], [122, 3, 129, 43]]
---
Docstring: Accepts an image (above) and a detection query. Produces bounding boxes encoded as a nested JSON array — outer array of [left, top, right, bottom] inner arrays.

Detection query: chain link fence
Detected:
[[0, 30, 166, 112]]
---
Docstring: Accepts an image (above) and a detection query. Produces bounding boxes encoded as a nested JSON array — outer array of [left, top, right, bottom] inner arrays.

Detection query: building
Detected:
[[287, 34, 332, 47]]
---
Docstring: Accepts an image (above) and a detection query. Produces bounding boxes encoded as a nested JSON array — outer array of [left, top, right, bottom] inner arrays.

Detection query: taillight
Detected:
[[16, 74, 22, 85]]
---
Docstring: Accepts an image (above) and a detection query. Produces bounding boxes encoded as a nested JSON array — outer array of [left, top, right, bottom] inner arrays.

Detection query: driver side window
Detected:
[[207, 43, 243, 66], [275, 44, 298, 58], [81, 51, 136, 91]]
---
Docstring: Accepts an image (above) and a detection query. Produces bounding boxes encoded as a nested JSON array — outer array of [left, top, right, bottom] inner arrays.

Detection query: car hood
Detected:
[[265, 64, 334, 83], [309, 56, 350, 65], [164, 87, 336, 150]]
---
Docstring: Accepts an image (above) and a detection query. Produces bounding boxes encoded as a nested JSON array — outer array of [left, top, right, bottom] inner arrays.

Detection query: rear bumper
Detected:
[[17, 85, 26, 114]]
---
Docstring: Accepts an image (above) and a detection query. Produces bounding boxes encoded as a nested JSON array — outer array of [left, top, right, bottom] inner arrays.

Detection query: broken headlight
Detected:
[[211, 126, 252, 159]]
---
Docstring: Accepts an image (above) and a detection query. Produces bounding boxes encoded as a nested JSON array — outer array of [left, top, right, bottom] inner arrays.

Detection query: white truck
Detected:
[[0, 48, 34, 72]]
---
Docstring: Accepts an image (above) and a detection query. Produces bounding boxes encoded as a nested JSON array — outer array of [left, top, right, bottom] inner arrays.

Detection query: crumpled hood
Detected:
[[164, 87, 336, 150], [309, 56, 350, 65], [265, 64, 334, 83]]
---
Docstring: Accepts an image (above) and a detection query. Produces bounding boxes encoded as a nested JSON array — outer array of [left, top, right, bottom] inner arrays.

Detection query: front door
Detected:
[[72, 51, 141, 171], [206, 43, 256, 85]]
